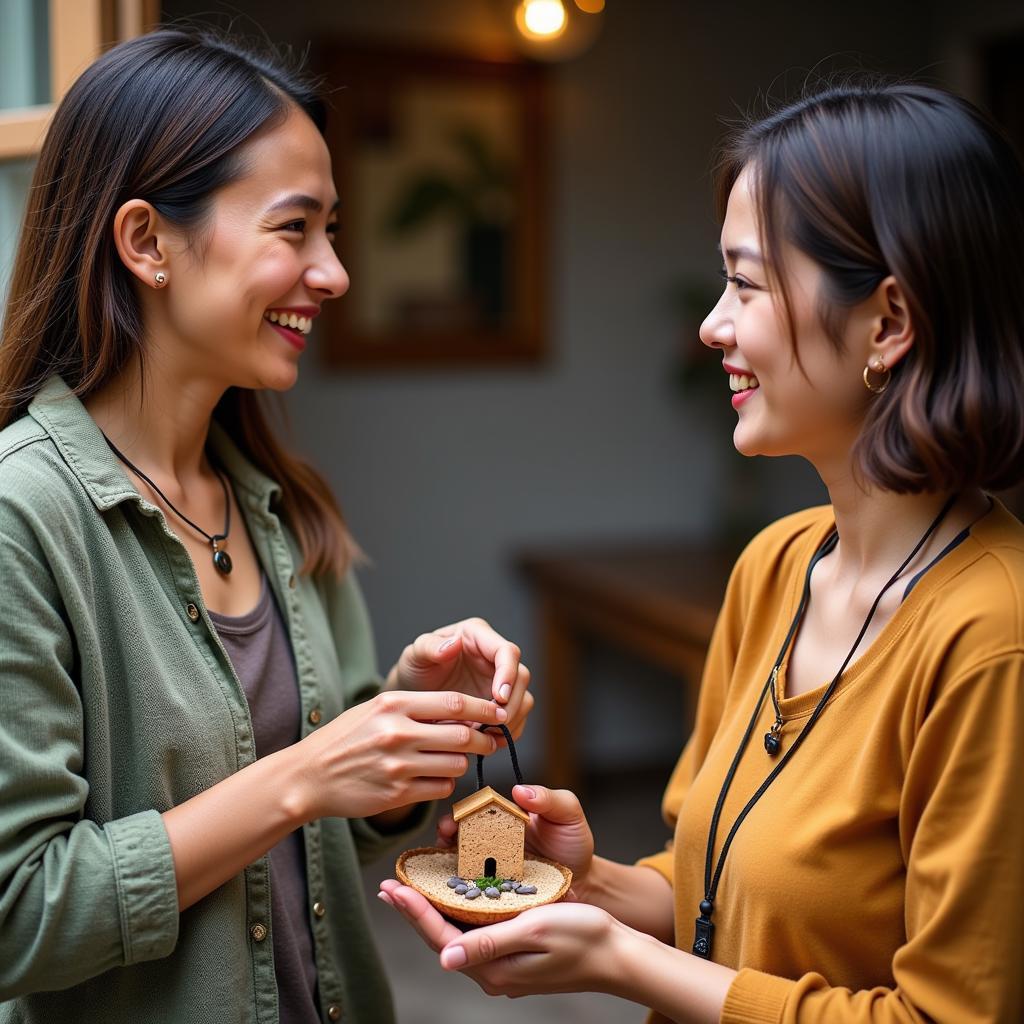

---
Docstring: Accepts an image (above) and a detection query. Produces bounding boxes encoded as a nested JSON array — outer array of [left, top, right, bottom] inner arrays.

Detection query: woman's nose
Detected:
[[699, 293, 734, 351], [308, 247, 350, 300]]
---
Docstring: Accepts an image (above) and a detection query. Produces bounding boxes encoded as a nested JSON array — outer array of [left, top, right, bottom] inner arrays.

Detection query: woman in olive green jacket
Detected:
[[0, 27, 532, 1024]]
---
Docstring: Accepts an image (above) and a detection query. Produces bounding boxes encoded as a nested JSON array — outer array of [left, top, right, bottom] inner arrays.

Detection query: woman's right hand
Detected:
[[294, 690, 505, 821], [436, 784, 595, 887]]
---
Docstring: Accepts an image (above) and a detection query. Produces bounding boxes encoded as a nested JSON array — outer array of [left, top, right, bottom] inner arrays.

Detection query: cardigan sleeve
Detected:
[[721, 650, 1024, 1024], [0, 493, 179, 999]]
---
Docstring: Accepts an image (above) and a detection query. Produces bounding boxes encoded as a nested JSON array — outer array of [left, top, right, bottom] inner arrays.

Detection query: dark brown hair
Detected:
[[0, 26, 354, 576], [714, 79, 1024, 493]]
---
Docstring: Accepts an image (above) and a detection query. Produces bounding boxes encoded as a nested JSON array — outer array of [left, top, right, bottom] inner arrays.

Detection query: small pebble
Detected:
[[499, 881, 515, 892], [515, 885, 537, 895], [447, 877, 464, 889], [484, 887, 500, 899], [454, 884, 469, 895], [465, 887, 481, 899]]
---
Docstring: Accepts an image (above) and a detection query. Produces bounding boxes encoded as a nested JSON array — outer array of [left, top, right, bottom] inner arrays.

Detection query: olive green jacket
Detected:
[[0, 375, 422, 1024]]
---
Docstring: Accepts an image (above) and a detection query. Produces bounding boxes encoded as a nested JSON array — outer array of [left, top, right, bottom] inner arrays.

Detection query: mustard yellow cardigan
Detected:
[[638, 501, 1024, 1023]]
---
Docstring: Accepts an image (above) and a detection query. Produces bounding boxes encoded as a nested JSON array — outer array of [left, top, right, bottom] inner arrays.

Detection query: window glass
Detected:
[[0, 0, 51, 110], [0, 158, 34, 307]]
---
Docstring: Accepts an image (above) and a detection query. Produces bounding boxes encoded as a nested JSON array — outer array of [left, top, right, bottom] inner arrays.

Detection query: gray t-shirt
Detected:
[[209, 577, 319, 1024]]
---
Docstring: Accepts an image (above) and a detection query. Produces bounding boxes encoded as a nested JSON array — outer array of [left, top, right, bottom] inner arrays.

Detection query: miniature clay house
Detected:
[[453, 785, 529, 880]]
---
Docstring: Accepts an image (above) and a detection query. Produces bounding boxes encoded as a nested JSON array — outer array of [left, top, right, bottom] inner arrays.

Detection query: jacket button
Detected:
[[308, 707, 322, 726], [327, 1006, 341, 1021], [250, 922, 268, 942], [288, 574, 297, 589], [186, 603, 200, 622], [312, 901, 326, 918]]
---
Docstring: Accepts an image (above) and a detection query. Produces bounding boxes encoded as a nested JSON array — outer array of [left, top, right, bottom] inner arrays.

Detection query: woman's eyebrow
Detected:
[[265, 194, 341, 214], [717, 243, 763, 264]]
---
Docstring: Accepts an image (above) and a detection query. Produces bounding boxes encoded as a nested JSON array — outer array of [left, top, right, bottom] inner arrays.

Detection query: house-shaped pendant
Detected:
[[453, 785, 530, 881]]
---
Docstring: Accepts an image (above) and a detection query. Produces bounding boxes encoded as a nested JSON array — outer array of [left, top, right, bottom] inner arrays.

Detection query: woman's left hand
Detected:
[[386, 618, 533, 740], [378, 881, 625, 998]]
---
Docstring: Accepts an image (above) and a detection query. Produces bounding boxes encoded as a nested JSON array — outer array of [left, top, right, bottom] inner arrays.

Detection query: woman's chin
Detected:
[[250, 361, 301, 393], [732, 423, 762, 457]]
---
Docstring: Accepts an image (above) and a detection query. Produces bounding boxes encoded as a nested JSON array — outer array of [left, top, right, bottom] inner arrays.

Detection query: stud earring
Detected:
[[863, 356, 890, 394], [154, 272, 167, 287]]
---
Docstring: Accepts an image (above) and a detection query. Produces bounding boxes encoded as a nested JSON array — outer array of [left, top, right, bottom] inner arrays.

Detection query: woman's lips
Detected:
[[267, 319, 306, 352], [731, 386, 758, 409]]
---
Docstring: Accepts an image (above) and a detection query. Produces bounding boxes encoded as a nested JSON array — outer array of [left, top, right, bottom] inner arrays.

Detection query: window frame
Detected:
[[0, 0, 159, 162]]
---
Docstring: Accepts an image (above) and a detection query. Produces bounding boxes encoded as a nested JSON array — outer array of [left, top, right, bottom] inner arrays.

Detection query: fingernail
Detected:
[[498, 683, 511, 701], [441, 945, 467, 970], [517, 786, 536, 800], [495, 706, 508, 722], [377, 892, 395, 907], [439, 638, 457, 652]]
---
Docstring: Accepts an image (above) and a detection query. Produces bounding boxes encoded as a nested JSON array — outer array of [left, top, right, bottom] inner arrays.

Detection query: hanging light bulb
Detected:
[[516, 0, 568, 40], [510, 0, 604, 60]]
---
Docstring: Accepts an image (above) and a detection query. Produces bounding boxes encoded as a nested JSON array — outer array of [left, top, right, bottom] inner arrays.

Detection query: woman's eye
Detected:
[[326, 222, 339, 237], [280, 220, 306, 233], [718, 267, 752, 291]]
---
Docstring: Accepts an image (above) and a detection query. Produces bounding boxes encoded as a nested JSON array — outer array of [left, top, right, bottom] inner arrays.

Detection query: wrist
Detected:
[[568, 854, 605, 904], [612, 921, 737, 1024], [601, 918, 660, 1001], [267, 745, 316, 828]]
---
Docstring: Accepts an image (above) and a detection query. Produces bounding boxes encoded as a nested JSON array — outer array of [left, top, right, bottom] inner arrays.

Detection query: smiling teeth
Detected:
[[266, 311, 312, 335], [729, 373, 759, 392]]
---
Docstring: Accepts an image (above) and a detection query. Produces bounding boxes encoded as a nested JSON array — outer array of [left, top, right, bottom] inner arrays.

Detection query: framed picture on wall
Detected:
[[315, 42, 547, 368]]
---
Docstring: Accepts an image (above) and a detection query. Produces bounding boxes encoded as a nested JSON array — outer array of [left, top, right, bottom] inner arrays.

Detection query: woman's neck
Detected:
[[820, 462, 989, 585], [83, 355, 226, 487]]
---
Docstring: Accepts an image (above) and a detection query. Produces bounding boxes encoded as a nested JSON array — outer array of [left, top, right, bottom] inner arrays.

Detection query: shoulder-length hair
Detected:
[[0, 25, 355, 577], [714, 79, 1024, 493]]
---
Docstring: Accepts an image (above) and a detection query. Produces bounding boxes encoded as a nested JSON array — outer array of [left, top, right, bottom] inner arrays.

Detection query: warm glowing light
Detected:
[[516, 0, 568, 40], [574, 0, 605, 12]]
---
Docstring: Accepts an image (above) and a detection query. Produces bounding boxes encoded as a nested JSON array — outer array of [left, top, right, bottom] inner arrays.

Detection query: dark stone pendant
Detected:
[[212, 548, 233, 575], [692, 913, 714, 959], [764, 731, 781, 755]]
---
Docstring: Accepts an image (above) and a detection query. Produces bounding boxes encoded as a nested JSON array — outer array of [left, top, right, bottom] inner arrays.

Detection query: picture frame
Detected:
[[315, 41, 548, 368]]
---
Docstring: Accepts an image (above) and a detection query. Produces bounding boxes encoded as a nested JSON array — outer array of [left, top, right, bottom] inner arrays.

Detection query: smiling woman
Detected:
[[381, 77, 1024, 1024], [0, 24, 533, 1024]]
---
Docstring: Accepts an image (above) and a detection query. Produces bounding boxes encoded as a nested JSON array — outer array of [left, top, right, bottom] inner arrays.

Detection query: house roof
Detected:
[[452, 785, 530, 824]]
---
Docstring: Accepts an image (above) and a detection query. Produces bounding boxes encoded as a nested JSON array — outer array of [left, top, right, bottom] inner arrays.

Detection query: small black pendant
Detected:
[[213, 548, 233, 575], [764, 731, 781, 756], [692, 915, 715, 959]]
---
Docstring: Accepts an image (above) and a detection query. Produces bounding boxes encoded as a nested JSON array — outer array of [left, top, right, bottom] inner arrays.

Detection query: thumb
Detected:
[[406, 632, 462, 671], [512, 784, 585, 824]]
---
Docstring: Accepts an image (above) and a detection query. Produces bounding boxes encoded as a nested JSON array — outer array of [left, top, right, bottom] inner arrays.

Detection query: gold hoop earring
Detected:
[[863, 356, 890, 394], [154, 272, 167, 287]]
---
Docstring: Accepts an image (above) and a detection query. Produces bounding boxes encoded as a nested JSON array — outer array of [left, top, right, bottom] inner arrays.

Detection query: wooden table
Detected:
[[516, 540, 735, 794]]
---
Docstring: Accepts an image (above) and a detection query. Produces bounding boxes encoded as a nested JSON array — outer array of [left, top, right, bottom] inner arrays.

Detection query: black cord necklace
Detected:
[[102, 432, 234, 576], [691, 493, 957, 961]]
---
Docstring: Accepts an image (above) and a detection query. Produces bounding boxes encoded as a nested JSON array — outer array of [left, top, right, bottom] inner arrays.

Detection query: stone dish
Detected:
[[395, 847, 573, 925]]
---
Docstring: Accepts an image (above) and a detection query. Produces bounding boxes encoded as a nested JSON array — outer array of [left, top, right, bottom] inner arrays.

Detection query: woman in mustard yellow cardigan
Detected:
[[381, 79, 1024, 1023]]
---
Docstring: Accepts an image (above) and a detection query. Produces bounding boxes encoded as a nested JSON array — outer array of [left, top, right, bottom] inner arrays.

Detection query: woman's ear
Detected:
[[113, 200, 169, 289], [868, 275, 914, 370]]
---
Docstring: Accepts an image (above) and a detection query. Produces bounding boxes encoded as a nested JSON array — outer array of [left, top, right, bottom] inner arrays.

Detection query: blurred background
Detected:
[[2, 2, 1023, 1021]]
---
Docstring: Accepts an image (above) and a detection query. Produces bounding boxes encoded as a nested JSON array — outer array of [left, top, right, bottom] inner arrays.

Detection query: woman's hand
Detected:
[[386, 618, 534, 741], [435, 784, 595, 890], [378, 880, 736, 1020], [293, 690, 506, 821], [378, 883, 627, 998]]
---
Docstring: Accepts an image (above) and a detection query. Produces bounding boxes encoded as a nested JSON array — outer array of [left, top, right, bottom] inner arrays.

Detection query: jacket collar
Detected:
[[28, 374, 282, 513]]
